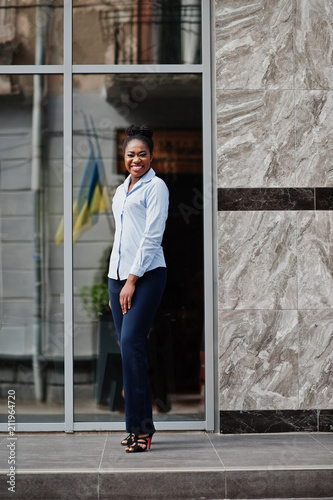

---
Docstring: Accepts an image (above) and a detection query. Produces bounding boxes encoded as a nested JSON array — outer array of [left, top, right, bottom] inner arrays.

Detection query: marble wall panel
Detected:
[[218, 211, 297, 309], [298, 310, 333, 409], [297, 212, 333, 309], [294, 0, 333, 90], [219, 310, 298, 410], [216, 90, 295, 187], [215, 0, 293, 90], [295, 91, 333, 186], [215, 0, 333, 418]]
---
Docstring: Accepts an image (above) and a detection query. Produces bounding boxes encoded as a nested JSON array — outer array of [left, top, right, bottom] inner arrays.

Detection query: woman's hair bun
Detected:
[[126, 124, 153, 139], [123, 124, 154, 154]]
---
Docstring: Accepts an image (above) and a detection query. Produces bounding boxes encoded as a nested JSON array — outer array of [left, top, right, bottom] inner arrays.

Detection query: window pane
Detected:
[[73, 0, 201, 65], [73, 73, 204, 423], [0, 0, 63, 65], [0, 74, 64, 423]]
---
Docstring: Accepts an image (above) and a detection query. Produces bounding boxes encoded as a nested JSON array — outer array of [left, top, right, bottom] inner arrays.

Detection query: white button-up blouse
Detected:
[[108, 168, 169, 280]]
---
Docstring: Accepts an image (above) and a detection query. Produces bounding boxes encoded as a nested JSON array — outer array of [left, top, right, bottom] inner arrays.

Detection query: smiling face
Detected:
[[124, 138, 152, 183]]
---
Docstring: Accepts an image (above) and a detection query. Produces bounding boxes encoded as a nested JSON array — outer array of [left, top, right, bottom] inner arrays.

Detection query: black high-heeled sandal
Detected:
[[125, 434, 153, 453], [121, 433, 135, 446]]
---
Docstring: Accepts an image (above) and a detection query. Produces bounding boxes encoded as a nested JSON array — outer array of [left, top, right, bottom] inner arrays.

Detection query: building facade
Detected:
[[0, 0, 332, 433]]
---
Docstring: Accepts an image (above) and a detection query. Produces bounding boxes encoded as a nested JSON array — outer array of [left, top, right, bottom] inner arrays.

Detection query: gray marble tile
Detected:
[[297, 212, 333, 308], [1, 473, 98, 500], [310, 433, 333, 450], [99, 471, 226, 500], [295, 91, 333, 186], [294, 0, 333, 90], [219, 310, 298, 410], [298, 310, 333, 408], [218, 212, 297, 309], [216, 90, 295, 188], [210, 433, 333, 467], [101, 432, 221, 471], [3, 434, 107, 470], [215, 0, 293, 90], [227, 469, 333, 499]]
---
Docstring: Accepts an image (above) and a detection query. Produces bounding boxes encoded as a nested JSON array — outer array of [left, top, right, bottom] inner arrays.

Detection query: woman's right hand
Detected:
[[119, 274, 139, 314], [119, 281, 135, 315]]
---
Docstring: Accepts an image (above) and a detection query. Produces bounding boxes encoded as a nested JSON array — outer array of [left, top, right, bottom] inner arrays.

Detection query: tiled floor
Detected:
[[0, 431, 333, 499]]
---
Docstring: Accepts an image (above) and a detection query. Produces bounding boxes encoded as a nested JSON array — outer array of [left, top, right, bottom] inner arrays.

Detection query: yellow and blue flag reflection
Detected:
[[55, 127, 110, 246]]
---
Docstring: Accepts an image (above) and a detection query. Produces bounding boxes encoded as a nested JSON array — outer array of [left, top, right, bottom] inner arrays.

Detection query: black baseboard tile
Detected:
[[217, 187, 333, 211], [316, 188, 333, 210], [218, 188, 314, 211], [318, 409, 333, 432], [219, 410, 333, 434]]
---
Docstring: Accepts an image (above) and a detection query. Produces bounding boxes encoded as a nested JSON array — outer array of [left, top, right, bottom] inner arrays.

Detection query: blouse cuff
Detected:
[[129, 265, 145, 278]]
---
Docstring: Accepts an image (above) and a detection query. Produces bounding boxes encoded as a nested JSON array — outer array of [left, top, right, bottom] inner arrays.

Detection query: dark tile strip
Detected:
[[218, 187, 333, 211], [318, 409, 333, 432], [220, 409, 333, 433], [218, 188, 315, 211], [316, 188, 333, 210]]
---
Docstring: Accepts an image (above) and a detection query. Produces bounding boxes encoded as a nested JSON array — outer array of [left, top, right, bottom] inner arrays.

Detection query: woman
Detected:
[[108, 124, 169, 453]]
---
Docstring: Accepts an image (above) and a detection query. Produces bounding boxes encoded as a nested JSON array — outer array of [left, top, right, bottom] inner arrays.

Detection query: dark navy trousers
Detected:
[[108, 267, 167, 435]]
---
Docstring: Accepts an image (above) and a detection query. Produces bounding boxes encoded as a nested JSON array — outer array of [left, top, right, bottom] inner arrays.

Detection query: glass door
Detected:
[[0, 74, 64, 425], [0, 0, 214, 432], [70, 73, 205, 425]]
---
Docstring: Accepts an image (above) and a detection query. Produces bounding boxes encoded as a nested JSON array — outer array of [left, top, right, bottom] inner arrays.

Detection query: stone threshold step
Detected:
[[1, 467, 333, 500]]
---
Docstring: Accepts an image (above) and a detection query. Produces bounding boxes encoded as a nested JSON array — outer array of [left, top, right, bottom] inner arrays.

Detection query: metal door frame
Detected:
[[0, 0, 217, 433]]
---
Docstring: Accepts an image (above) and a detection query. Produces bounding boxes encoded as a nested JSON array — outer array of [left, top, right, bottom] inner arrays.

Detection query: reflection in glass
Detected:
[[0, 0, 63, 65], [73, 73, 204, 423], [73, 0, 201, 65], [0, 74, 64, 423]]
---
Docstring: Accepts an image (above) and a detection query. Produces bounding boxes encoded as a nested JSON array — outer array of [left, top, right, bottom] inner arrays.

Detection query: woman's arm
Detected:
[[129, 180, 169, 278], [120, 180, 169, 315]]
